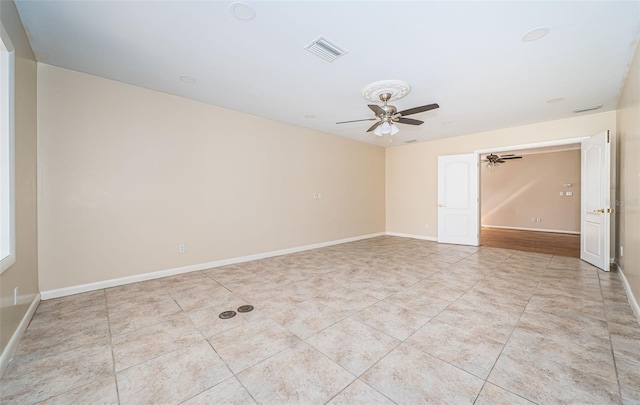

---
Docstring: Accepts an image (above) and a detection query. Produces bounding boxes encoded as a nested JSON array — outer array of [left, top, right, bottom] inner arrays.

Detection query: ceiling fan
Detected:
[[483, 153, 523, 168], [336, 92, 439, 136]]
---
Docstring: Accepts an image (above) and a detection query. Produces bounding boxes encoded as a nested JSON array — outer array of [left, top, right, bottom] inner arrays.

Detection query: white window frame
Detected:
[[0, 21, 16, 274]]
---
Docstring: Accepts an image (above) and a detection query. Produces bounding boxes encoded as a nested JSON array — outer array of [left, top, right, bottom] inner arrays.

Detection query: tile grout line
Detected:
[[204, 334, 261, 405], [598, 269, 625, 403], [104, 288, 122, 405], [322, 376, 399, 405], [30, 288, 117, 404], [467, 251, 532, 403], [470, 256, 543, 404]]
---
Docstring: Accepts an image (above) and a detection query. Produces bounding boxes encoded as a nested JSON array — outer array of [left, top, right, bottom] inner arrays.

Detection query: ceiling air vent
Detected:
[[304, 36, 348, 62], [573, 104, 602, 113]]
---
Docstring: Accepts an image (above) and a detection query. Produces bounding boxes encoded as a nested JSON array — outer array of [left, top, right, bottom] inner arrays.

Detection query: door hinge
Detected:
[[606, 130, 610, 143]]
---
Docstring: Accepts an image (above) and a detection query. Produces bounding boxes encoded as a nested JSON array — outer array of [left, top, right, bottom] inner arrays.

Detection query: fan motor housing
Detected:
[[380, 105, 397, 116]]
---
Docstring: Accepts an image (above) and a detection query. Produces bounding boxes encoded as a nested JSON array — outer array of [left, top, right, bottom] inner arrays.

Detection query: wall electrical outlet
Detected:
[[536, 217, 542, 223], [559, 192, 564, 196], [178, 243, 186, 254]]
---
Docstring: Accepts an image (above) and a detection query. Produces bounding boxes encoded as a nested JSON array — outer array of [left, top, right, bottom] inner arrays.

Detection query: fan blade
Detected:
[[398, 103, 439, 116], [501, 154, 516, 157], [395, 117, 424, 126], [368, 104, 384, 115], [367, 121, 383, 132], [336, 118, 377, 124], [501, 156, 522, 160]]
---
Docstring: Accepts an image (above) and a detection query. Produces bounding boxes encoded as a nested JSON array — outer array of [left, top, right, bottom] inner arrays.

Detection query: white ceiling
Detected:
[[15, 1, 640, 146]]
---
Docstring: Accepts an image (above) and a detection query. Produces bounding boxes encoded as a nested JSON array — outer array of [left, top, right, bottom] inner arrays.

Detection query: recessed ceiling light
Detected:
[[304, 114, 315, 119], [546, 97, 564, 104], [230, 2, 256, 21], [522, 27, 550, 42], [179, 75, 196, 84]]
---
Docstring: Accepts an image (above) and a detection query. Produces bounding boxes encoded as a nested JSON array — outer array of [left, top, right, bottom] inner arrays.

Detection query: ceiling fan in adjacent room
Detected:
[[336, 80, 439, 137], [483, 153, 523, 169]]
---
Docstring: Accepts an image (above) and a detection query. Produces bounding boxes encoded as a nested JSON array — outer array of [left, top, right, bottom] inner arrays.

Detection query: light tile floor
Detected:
[[2, 236, 640, 404]]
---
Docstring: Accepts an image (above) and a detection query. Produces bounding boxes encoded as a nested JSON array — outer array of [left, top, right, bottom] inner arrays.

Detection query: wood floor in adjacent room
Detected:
[[481, 227, 580, 257]]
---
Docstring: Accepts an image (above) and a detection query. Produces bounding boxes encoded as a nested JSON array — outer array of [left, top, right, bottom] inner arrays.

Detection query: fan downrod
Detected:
[[378, 93, 397, 117]]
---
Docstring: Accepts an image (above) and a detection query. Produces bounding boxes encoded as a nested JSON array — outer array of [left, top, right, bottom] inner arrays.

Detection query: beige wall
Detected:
[[386, 111, 616, 239], [37, 64, 385, 292], [0, 2, 39, 355], [616, 43, 640, 305], [481, 150, 581, 233]]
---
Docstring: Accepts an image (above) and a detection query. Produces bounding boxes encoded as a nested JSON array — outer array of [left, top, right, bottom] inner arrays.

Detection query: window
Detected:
[[1, 21, 15, 274]]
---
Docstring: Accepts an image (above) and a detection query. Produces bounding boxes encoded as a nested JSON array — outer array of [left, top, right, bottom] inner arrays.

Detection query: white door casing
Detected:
[[437, 153, 479, 246], [580, 131, 611, 270]]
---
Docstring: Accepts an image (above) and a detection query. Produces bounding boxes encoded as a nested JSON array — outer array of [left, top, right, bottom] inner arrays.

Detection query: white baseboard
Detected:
[[616, 263, 640, 325], [481, 225, 580, 235], [0, 293, 40, 378], [40, 232, 386, 300], [386, 232, 438, 242]]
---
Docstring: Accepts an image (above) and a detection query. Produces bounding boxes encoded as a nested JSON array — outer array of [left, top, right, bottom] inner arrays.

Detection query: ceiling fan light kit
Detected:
[[373, 121, 399, 137], [337, 79, 439, 138]]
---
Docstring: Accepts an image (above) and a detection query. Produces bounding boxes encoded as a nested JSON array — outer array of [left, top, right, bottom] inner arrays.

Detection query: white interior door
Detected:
[[437, 154, 479, 246], [581, 131, 611, 270]]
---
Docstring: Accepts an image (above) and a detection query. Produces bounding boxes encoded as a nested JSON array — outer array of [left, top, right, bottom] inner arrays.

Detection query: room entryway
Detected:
[[479, 144, 581, 258], [437, 133, 613, 270]]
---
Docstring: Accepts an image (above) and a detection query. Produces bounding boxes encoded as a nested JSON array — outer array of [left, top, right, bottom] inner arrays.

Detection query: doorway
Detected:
[[437, 133, 613, 270], [479, 145, 581, 257]]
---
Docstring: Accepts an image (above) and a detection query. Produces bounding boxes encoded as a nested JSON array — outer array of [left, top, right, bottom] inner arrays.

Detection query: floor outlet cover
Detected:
[[237, 305, 254, 313], [219, 310, 236, 319]]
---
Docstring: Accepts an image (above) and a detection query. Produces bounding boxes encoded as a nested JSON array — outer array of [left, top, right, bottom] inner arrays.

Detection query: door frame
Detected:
[[474, 137, 590, 156], [473, 136, 592, 256]]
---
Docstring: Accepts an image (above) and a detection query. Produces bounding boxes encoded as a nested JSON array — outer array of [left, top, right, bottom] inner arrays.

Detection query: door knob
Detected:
[[438, 204, 444, 207], [593, 209, 604, 213]]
